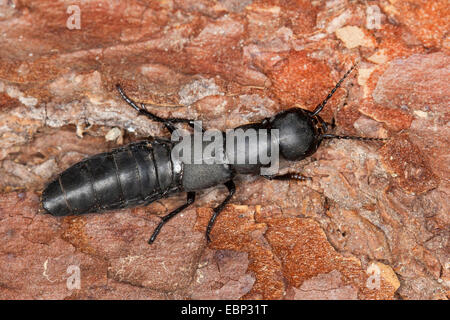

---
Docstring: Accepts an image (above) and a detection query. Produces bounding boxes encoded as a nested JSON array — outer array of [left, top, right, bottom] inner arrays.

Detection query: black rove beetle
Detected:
[[41, 64, 385, 244]]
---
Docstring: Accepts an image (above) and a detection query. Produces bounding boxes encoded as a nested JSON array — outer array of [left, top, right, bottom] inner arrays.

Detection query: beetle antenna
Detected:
[[311, 63, 358, 116], [321, 134, 386, 142]]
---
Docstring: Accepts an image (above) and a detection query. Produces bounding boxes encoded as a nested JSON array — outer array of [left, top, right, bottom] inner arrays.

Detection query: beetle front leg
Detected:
[[262, 172, 312, 182]]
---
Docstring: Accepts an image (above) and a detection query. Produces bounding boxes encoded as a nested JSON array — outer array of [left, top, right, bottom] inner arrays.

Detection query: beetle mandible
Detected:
[[41, 64, 385, 244]]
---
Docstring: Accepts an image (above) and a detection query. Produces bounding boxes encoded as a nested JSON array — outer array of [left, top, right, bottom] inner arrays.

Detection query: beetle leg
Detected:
[[205, 180, 236, 243], [148, 191, 196, 244], [116, 84, 199, 133], [262, 172, 312, 182], [167, 118, 205, 133]]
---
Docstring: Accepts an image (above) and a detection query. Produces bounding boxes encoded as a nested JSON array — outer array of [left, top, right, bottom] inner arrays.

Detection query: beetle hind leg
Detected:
[[205, 180, 236, 243], [148, 191, 196, 244], [116, 84, 200, 133]]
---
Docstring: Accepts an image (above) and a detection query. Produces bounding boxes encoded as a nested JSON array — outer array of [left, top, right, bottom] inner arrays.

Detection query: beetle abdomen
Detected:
[[42, 140, 176, 216]]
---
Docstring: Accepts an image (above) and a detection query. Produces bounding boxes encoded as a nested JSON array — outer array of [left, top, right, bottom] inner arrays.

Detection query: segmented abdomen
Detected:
[[42, 140, 176, 216]]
